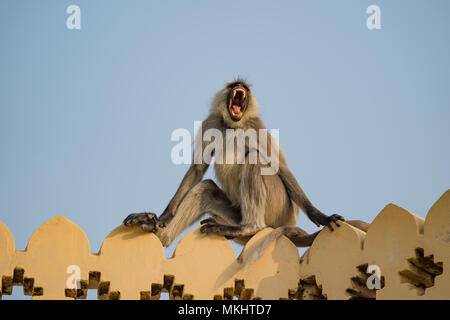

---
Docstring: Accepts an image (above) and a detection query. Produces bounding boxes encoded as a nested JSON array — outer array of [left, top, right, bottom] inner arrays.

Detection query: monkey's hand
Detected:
[[307, 210, 344, 231], [123, 212, 163, 232]]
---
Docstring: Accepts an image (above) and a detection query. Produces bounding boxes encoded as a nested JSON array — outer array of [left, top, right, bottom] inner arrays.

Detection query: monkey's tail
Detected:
[[238, 226, 318, 272], [238, 220, 370, 272]]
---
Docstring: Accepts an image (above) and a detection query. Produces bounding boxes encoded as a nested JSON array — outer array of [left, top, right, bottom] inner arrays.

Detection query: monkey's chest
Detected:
[[212, 134, 250, 205], [214, 163, 242, 206]]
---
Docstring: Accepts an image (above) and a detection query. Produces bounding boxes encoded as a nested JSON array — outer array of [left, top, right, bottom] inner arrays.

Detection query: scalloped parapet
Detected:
[[0, 191, 449, 300], [298, 190, 450, 300]]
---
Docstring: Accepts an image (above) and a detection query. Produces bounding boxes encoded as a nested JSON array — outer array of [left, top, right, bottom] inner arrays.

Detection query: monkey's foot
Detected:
[[200, 219, 258, 238], [308, 211, 344, 231], [199, 218, 216, 225], [123, 212, 162, 232]]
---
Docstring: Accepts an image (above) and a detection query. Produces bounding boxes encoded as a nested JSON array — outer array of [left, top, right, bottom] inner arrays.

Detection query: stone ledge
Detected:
[[1, 190, 448, 300]]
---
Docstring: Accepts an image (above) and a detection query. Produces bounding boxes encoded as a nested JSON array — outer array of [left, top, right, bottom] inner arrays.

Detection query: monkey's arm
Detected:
[[158, 162, 209, 225], [278, 163, 343, 230]]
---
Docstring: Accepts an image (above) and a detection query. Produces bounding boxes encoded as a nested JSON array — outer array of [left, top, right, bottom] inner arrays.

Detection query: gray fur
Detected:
[[123, 80, 369, 263]]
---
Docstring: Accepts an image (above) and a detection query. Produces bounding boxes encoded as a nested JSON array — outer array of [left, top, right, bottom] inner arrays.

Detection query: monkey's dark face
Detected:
[[227, 82, 250, 122]]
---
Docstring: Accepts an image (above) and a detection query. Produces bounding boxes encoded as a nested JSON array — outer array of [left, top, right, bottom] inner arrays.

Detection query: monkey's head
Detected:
[[211, 79, 258, 128]]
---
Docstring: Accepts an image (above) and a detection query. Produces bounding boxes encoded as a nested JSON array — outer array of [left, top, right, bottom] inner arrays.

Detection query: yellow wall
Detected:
[[1, 190, 448, 300]]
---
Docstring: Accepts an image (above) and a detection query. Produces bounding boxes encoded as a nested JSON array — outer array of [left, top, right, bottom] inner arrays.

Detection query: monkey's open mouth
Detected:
[[229, 88, 246, 120]]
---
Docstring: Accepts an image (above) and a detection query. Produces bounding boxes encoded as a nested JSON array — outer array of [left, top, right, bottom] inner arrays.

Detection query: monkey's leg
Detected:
[[124, 160, 211, 231], [156, 179, 241, 246], [279, 226, 319, 247], [282, 220, 370, 246], [200, 156, 267, 238]]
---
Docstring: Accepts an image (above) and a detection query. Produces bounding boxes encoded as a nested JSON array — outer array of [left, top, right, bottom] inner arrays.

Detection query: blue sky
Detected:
[[1, 1, 449, 299]]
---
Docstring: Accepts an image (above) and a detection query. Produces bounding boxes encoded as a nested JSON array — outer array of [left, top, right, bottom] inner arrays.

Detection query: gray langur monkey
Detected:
[[123, 79, 369, 259]]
